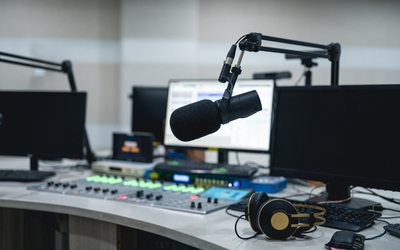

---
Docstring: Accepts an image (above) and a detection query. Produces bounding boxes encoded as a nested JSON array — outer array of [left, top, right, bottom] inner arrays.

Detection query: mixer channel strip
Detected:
[[28, 175, 253, 214]]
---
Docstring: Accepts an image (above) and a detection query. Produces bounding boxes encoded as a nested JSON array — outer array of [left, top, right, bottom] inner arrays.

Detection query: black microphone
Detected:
[[170, 91, 262, 141], [218, 45, 236, 83]]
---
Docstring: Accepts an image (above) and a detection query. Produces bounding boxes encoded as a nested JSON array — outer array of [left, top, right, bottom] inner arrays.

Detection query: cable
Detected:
[[301, 226, 317, 234], [293, 68, 306, 86], [244, 161, 269, 169], [308, 184, 326, 199], [357, 188, 400, 205], [381, 216, 400, 219], [383, 208, 400, 213], [225, 207, 247, 220], [226, 208, 259, 240], [235, 32, 254, 45], [316, 190, 354, 205], [234, 214, 259, 240], [365, 219, 390, 240], [235, 152, 241, 165]]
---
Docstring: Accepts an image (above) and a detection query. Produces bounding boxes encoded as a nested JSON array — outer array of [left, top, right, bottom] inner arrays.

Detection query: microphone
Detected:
[[170, 100, 221, 142], [170, 90, 262, 141], [218, 45, 237, 83]]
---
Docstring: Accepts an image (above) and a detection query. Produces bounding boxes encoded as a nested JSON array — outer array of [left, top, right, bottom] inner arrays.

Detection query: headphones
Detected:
[[246, 192, 326, 240]]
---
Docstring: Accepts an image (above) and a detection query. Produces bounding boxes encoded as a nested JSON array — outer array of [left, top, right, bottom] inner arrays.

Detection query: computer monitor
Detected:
[[164, 79, 275, 159], [131, 86, 168, 143], [0, 91, 87, 170], [270, 85, 400, 208]]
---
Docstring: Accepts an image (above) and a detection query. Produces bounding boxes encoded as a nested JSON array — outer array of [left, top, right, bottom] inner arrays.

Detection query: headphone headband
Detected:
[[292, 204, 326, 227], [246, 193, 327, 240]]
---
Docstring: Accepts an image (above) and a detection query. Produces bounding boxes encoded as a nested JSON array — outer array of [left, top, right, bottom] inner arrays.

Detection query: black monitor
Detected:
[[0, 91, 87, 170], [131, 86, 168, 143], [164, 79, 275, 161], [270, 85, 400, 209]]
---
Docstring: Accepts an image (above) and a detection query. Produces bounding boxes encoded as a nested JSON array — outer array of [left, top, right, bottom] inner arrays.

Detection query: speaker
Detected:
[[247, 192, 326, 240]]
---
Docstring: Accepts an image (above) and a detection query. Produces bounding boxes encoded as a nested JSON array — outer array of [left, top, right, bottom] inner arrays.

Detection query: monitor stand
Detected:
[[306, 183, 381, 210], [218, 150, 229, 164], [30, 155, 39, 171]]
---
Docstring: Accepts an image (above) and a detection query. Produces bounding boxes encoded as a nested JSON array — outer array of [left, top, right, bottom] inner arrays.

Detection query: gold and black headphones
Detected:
[[246, 192, 326, 240]]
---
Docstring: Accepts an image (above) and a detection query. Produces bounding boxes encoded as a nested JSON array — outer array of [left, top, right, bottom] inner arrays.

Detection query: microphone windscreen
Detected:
[[170, 99, 221, 141]]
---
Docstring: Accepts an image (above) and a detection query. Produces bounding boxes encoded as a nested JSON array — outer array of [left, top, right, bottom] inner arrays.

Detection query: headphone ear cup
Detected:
[[257, 199, 299, 240], [247, 192, 269, 233]]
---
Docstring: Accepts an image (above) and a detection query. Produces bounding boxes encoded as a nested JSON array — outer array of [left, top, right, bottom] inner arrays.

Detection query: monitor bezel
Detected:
[[163, 78, 274, 154], [269, 84, 400, 192], [131, 86, 168, 143], [0, 91, 87, 160]]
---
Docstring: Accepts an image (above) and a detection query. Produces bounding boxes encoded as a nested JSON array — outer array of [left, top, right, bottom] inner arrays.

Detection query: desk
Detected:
[[1, 157, 400, 250]]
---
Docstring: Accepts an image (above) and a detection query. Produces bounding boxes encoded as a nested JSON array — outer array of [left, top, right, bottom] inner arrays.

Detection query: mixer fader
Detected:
[[28, 175, 254, 214]]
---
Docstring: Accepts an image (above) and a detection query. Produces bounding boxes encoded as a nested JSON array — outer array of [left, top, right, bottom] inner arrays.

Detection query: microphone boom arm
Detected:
[[216, 32, 340, 123], [0, 51, 78, 91], [236, 33, 340, 86]]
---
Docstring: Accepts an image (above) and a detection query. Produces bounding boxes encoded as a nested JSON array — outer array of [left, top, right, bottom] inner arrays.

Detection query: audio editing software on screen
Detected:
[[164, 79, 274, 152]]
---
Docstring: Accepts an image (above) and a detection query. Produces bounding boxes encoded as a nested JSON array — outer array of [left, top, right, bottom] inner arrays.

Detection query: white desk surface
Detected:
[[1, 156, 400, 250]]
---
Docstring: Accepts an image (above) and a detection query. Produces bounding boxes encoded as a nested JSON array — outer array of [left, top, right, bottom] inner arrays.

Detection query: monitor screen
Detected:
[[131, 86, 168, 143], [164, 79, 274, 153], [0, 91, 87, 160], [270, 85, 400, 198]]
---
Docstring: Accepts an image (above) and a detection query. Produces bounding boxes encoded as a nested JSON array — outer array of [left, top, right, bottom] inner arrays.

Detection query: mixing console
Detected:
[[28, 175, 253, 214]]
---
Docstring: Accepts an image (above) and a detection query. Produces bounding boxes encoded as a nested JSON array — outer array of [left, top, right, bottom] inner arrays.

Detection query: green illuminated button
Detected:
[[139, 180, 152, 188], [108, 178, 123, 184], [147, 183, 162, 189], [181, 186, 196, 193], [122, 180, 139, 186], [86, 176, 101, 182], [173, 186, 188, 192], [212, 167, 227, 173], [166, 161, 180, 166], [163, 184, 178, 191], [191, 187, 205, 194]]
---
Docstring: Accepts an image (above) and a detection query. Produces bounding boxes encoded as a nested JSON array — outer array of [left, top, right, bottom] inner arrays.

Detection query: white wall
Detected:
[[1, 0, 400, 157]]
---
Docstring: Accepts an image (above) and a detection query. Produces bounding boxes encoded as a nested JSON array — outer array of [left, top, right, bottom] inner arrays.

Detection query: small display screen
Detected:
[[113, 133, 153, 162], [200, 186, 250, 201], [173, 174, 190, 183]]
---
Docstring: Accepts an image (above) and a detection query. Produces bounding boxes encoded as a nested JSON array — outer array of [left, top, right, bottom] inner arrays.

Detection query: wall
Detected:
[[0, 0, 121, 149], [1, 0, 400, 157]]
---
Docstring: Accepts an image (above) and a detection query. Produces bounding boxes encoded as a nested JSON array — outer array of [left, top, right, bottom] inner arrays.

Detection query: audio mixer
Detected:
[[28, 175, 254, 214]]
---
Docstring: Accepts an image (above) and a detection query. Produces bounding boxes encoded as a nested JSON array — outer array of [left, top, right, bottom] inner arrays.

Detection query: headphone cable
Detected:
[[234, 214, 259, 240]]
